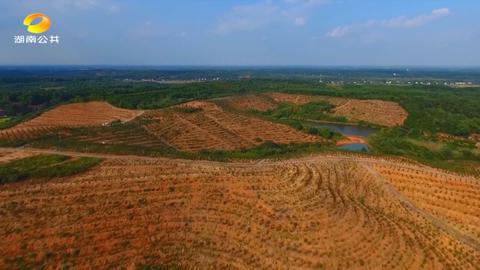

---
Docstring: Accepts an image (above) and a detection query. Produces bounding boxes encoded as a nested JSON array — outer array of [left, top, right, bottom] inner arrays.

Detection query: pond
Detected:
[[306, 121, 378, 152], [338, 143, 370, 152], [306, 121, 378, 137]]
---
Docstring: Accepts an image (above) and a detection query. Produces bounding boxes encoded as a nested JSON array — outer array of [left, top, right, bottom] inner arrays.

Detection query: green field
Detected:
[[0, 154, 102, 184]]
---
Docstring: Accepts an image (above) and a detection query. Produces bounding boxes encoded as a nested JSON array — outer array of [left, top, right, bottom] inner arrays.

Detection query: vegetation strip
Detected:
[[0, 154, 102, 184]]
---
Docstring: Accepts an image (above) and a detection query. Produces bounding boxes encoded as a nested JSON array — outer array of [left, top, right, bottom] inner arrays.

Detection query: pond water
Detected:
[[306, 121, 377, 137], [338, 143, 370, 152], [306, 121, 377, 152]]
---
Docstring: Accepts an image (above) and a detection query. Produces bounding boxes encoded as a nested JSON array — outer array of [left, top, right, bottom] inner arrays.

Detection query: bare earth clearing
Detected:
[[0, 100, 323, 153], [218, 94, 278, 112], [142, 101, 321, 152], [0, 149, 479, 269], [0, 150, 37, 163], [333, 99, 408, 127], [266, 92, 348, 107], [0, 102, 143, 141], [222, 93, 408, 127], [469, 134, 480, 149], [336, 135, 369, 146], [0, 94, 406, 154]]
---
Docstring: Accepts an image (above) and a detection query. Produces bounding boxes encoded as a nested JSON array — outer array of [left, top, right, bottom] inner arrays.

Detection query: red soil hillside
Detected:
[[0, 102, 143, 141], [217, 94, 278, 112], [373, 161, 480, 241], [266, 92, 348, 107], [142, 101, 321, 152], [19, 101, 143, 127], [266, 93, 408, 127], [221, 93, 408, 127], [333, 99, 408, 127], [0, 152, 478, 269]]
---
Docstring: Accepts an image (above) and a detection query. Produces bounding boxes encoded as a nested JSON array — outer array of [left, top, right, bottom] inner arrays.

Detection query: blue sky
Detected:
[[0, 0, 479, 66]]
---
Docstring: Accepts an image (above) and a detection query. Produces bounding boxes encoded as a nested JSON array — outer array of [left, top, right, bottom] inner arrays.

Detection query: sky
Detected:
[[0, 0, 479, 66]]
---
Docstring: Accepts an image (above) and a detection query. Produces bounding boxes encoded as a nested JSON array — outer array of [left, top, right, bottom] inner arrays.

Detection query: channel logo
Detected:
[[14, 13, 59, 44], [23, 13, 51, 34]]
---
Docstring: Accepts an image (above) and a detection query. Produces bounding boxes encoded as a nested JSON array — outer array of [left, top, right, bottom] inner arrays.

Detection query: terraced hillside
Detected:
[[0, 151, 478, 269], [65, 121, 170, 150], [372, 162, 480, 245], [0, 100, 323, 153], [217, 94, 279, 112], [333, 99, 408, 127], [222, 93, 408, 127], [266, 92, 348, 107], [142, 101, 320, 152], [0, 102, 143, 141]]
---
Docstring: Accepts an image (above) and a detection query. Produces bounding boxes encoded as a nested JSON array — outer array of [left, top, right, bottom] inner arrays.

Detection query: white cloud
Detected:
[[216, 1, 278, 33], [215, 0, 329, 33], [294, 17, 306, 26], [328, 8, 451, 38], [385, 8, 451, 28], [283, 0, 329, 26]]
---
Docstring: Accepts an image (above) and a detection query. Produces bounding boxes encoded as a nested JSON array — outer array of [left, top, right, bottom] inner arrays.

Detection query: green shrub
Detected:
[[0, 155, 102, 184], [35, 157, 102, 178], [308, 127, 319, 135]]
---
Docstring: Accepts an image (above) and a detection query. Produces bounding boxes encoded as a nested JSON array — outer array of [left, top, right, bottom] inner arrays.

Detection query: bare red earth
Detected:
[[262, 92, 408, 126], [0, 151, 479, 269], [0, 102, 143, 141], [142, 101, 321, 152]]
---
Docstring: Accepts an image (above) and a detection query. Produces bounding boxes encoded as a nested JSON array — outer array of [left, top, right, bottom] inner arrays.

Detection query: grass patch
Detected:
[[0, 154, 102, 184], [197, 141, 329, 161], [35, 157, 102, 178], [0, 117, 11, 124], [0, 116, 23, 130], [370, 127, 480, 176]]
